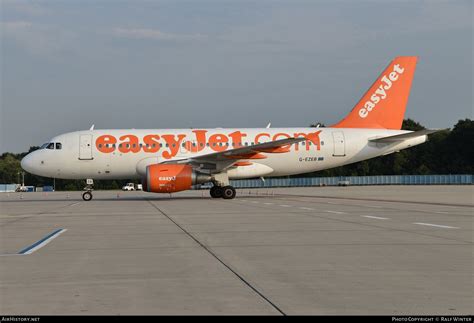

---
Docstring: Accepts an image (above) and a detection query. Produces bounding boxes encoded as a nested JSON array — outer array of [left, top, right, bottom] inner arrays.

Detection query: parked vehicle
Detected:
[[122, 183, 136, 191]]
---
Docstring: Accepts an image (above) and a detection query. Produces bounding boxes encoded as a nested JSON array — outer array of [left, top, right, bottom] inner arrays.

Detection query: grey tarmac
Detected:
[[0, 186, 472, 315]]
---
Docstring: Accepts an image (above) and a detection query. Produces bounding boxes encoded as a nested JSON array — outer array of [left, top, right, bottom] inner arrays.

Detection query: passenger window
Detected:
[[55, 143, 62, 149], [47, 143, 54, 149]]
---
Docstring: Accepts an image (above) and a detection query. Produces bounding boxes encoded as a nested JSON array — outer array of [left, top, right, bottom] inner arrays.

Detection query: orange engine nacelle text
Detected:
[[143, 164, 211, 193]]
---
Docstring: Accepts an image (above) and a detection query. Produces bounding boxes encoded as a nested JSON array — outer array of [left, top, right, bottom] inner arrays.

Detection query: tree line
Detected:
[[0, 119, 472, 190]]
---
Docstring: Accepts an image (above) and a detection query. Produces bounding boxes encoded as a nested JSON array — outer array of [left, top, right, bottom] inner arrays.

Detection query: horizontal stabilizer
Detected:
[[369, 129, 443, 143]]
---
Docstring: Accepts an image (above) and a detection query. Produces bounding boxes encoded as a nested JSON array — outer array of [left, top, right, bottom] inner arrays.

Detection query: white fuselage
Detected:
[[21, 127, 427, 180]]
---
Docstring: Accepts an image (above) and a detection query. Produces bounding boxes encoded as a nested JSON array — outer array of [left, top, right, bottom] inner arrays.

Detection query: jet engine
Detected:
[[142, 164, 211, 193]]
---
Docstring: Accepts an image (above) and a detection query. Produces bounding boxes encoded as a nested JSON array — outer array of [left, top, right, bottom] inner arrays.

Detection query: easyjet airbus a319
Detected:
[[21, 56, 438, 201]]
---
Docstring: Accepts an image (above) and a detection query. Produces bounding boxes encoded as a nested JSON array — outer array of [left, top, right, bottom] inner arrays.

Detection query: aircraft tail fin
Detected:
[[332, 56, 418, 130]]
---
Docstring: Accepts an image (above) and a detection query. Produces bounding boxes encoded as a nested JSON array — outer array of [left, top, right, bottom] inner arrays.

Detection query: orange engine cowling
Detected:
[[143, 164, 211, 193]]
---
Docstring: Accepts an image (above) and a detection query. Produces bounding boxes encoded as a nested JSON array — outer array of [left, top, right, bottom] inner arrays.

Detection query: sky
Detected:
[[1, 0, 472, 153]]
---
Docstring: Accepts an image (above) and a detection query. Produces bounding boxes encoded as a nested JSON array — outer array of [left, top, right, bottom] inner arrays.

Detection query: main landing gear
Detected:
[[210, 185, 236, 199], [82, 179, 94, 201]]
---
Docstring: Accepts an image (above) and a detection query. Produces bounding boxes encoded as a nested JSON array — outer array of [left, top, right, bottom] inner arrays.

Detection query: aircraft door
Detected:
[[79, 134, 93, 160], [332, 131, 346, 157]]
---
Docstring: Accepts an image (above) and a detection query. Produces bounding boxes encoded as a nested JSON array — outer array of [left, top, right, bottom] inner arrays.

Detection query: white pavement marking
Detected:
[[362, 215, 389, 220], [299, 207, 314, 211], [325, 210, 347, 214], [279, 205, 291, 207], [69, 202, 80, 206], [327, 202, 338, 205], [413, 223, 459, 229], [264, 203, 274, 205], [18, 229, 67, 255], [435, 211, 449, 214], [366, 205, 383, 208]]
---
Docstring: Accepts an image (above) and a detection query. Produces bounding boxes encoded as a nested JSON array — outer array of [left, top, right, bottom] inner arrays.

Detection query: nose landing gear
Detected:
[[82, 178, 94, 201], [82, 191, 93, 201]]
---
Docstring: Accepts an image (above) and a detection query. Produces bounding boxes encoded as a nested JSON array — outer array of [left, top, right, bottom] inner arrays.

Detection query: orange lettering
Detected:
[[293, 131, 322, 151], [143, 134, 161, 153], [161, 134, 186, 159], [96, 135, 116, 153], [209, 134, 228, 152], [118, 135, 140, 153], [228, 131, 246, 148], [255, 133, 270, 144], [184, 130, 207, 153], [272, 132, 291, 141]]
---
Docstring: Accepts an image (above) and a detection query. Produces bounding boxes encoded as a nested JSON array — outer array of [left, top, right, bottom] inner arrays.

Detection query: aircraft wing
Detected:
[[161, 137, 306, 171], [369, 129, 444, 143]]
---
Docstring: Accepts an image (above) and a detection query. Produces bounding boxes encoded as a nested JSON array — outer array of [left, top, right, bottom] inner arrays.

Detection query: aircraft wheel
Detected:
[[210, 186, 223, 198], [222, 186, 236, 199], [82, 191, 93, 201]]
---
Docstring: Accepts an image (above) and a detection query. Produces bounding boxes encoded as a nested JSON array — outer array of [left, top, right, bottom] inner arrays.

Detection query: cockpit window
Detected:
[[46, 143, 55, 149], [40, 143, 49, 149], [55, 143, 62, 150]]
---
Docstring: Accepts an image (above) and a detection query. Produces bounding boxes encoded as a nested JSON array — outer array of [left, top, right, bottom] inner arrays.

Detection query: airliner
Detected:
[[21, 56, 438, 201]]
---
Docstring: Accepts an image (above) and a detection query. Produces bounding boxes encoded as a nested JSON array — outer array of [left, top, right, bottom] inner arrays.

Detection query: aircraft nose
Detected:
[[21, 153, 36, 174]]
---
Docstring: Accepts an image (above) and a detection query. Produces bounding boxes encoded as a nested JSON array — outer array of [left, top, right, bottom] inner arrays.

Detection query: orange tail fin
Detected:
[[332, 56, 418, 130]]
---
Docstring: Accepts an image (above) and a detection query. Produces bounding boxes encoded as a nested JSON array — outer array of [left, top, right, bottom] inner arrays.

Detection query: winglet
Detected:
[[332, 56, 418, 130]]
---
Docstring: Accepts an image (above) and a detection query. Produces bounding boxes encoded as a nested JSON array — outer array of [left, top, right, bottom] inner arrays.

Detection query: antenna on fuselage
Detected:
[[89, 124, 95, 130], [266, 122, 271, 128]]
